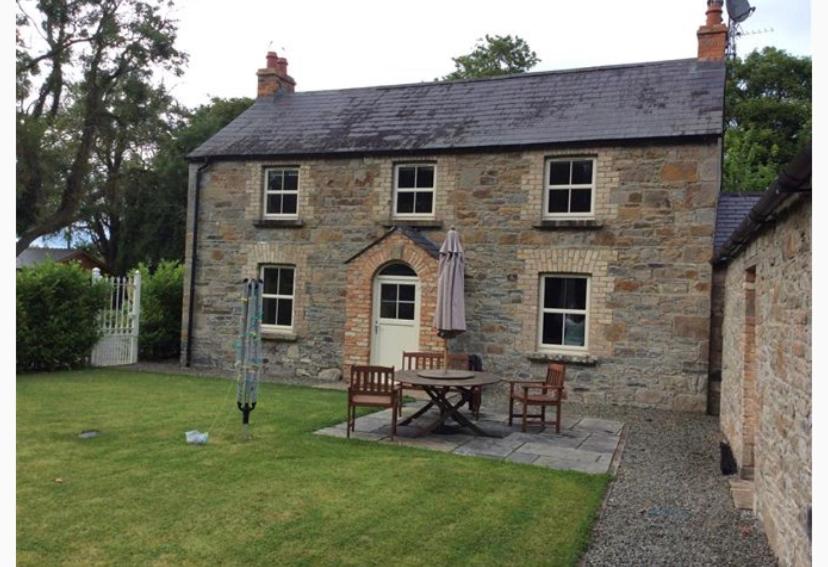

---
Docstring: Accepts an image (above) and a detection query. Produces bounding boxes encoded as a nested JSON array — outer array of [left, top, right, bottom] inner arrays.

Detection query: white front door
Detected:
[[371, 275, 420, 369]]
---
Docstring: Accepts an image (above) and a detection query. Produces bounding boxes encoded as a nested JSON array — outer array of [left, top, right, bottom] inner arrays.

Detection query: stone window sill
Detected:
[[382, 219, 444, 229], [261, 331, 298, 342], [526, 351, 599, 366], [253, 219, 305, 228], [533, 219, 603, 230]]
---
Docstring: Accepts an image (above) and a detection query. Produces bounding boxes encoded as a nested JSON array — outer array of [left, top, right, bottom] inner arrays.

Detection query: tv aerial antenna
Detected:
[[725, 0, 757, 58]]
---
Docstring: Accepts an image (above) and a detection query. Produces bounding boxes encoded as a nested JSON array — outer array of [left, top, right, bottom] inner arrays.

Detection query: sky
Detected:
[[168, 0, 811, 108]]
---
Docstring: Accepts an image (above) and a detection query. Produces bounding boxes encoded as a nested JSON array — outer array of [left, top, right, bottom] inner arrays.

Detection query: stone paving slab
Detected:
[[578, 433, 622, 453], [315, 401, 624, 475], [454, 436, 527, 458], [576, 417, 624, 435]]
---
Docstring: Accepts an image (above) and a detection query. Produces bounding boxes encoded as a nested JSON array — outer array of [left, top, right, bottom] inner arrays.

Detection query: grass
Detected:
[[17, 369, 608, 566]]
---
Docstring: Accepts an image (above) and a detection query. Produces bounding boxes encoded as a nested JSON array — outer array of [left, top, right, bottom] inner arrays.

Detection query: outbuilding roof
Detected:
[[712, 143, 812, 265], [189, 58, 725, 160], [714, 193, 764, 252], [16, 247, 105, 271]]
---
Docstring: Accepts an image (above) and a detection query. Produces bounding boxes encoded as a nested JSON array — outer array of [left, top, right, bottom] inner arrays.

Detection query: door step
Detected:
[[729, 479, 754, 510]]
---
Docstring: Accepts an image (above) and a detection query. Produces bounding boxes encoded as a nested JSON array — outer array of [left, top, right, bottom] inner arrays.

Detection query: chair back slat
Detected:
[[350, 365, 395, 394], [446, 353, 470, 370], [545, 363, 566, 388], [402, 351, 442, 370], [402, 351, 470, 371]]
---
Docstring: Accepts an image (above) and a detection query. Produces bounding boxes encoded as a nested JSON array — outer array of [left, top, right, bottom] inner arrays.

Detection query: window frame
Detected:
[[259, 264, 296, 332], [377, 280, 417, 323], [392, 163, 437, 219], [537, 274, 590, 353], [542, 157, 597, 220], [262, 166, 300, 219]]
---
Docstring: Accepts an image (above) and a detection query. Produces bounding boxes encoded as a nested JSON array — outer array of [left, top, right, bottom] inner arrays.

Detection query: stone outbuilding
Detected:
[[16, 246, 107, 272], [713, 144, 812, 567], [181, 1, 730, 412]]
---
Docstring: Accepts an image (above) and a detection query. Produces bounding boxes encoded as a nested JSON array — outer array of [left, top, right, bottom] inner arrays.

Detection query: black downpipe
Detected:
[[186, 160, 210, 367]]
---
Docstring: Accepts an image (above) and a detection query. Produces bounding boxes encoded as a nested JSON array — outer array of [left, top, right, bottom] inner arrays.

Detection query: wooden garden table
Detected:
[[396, 370, 501, 437]]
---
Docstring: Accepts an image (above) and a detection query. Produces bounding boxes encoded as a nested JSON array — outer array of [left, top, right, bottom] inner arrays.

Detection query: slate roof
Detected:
[[190, 58, 725, 160], [714, 193, 764, 252], [16, 247, 103, 270]]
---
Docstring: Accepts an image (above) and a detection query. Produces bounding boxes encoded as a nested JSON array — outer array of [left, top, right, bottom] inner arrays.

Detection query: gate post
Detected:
[[131, 270, 142, 364]]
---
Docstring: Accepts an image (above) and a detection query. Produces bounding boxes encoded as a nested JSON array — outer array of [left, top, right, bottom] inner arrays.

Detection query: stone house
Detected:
[[181, 1, 730, 412], [713, 144, 812, 567]]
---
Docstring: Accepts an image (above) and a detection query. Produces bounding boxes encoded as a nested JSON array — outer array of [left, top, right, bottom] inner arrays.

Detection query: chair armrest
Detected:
[[523, 385, 564, 396]]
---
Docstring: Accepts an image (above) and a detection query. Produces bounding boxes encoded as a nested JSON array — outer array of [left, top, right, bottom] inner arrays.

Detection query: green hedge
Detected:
[[17, 261, 107, 371], [137, 260, 183, 360]]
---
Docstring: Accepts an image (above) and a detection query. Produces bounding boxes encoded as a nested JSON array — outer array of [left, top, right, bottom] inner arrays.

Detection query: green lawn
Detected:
[[17, 370, 608, 566]]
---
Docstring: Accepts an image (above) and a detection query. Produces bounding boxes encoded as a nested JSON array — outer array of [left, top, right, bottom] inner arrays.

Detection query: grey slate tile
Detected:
[[714, 192, 764, 251], [190, 58, 725, 159]]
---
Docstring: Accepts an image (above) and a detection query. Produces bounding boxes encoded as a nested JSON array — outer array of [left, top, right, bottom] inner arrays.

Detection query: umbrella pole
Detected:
[[443, 337, 449, 375]]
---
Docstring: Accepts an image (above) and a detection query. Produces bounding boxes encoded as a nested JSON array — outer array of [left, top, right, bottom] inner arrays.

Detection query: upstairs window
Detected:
[[394, 164, 435, 217], [264, 167, 299, 217], [539, 275, 589, 350], [544, 158, 595, 217], [261, 265, 295, 330]]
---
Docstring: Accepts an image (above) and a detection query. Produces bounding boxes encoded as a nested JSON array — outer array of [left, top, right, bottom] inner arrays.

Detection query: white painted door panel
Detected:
[[371, 276, 419, 369]]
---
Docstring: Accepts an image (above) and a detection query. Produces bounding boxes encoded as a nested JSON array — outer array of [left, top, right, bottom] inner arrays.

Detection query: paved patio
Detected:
[[314, 401, 624, 474]]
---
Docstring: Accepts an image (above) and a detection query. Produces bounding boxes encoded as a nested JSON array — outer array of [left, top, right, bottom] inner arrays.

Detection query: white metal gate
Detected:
[[90, 268, 142, 366]]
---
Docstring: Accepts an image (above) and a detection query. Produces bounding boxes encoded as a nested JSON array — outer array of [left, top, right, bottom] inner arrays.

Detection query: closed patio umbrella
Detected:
[[434, 227, 466, 371]]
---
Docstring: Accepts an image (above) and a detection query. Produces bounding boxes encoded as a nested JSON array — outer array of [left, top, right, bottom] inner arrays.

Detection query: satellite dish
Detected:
[[726, 0, 755, 23]]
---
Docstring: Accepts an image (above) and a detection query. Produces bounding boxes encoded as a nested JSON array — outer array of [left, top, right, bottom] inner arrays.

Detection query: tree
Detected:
[[75, 79, 177, 272], [724, 47, 811, 192], [442, 34, 540, 81], [15, 0, 186, 256], [92, 96, 253, 272]]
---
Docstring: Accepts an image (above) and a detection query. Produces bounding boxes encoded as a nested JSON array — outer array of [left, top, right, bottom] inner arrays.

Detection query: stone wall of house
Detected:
[[707, 266, 727, 414], [719, 195, 811, 566], [181, 139, 720, 411]]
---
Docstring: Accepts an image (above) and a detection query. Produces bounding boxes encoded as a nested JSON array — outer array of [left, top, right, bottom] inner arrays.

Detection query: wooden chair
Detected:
[[399, 352, 481, 418], [399, 352, 444, 418], [347, 365, 400, 440], [507, 363, 566, 433]]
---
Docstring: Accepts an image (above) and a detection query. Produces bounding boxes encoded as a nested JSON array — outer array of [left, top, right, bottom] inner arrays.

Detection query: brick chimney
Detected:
[[257, 51, 296, 97], [697, 0, 728, 61]]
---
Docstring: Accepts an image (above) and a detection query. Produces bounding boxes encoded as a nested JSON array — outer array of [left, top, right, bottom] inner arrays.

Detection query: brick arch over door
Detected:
[[343, 231, 441, 374]]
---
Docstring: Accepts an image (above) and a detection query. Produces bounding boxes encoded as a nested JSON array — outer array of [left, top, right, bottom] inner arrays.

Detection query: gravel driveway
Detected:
[[569, 403, 777, 567]]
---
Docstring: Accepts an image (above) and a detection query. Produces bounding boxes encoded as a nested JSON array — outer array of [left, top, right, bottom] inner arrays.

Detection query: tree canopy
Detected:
[[15, 1, 254, 273], [442, 34, 540, 81], [16, 0, 186, 256], [94, 97, 252, 273], [723, 47, 811, 192]]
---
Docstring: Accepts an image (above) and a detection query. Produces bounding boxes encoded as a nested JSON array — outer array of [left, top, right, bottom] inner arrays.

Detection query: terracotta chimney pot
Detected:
[[256, 51, 296, 97]]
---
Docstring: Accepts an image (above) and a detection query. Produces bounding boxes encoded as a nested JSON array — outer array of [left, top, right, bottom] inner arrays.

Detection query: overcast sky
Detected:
[[167, 0, 811, 108]]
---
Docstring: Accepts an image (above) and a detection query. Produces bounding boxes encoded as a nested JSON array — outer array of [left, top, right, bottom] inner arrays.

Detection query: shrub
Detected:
[[137, 260, 184, 360], [16, 261, 107, 371]]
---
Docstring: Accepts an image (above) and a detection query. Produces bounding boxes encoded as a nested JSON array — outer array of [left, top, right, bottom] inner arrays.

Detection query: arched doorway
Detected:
[[370, 262, 420, 368]]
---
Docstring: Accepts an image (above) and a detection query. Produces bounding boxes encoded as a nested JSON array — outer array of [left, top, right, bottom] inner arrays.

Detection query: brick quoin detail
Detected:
[[342, 231, 442, 376]]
